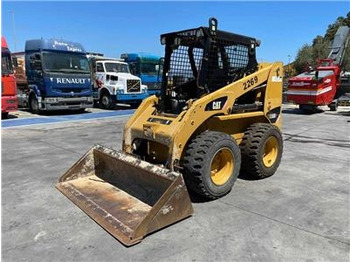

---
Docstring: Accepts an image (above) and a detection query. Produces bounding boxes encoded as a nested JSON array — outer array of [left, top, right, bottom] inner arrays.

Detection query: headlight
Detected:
[[46, 97, 58, 103]]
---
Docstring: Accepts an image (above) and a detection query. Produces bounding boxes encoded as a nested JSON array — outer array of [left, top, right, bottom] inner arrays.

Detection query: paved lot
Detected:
[[2, 105, 350, 261]]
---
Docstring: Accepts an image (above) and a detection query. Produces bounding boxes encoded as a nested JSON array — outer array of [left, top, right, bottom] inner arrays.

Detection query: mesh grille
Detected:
[[168, 46, 203, 88], [127, 79, 141, 92], [166, 39, 251, 92], [206, 39, 250, 91]]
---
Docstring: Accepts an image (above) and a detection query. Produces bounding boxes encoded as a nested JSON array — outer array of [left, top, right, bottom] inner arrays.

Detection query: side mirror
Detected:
[[29, 55, 36, 69], [91, 60, 96, 70], [12, 57, 18, 67], [129, 63, 136, 74], [35, 61, 42, 71], [29, 54, 42, 71]]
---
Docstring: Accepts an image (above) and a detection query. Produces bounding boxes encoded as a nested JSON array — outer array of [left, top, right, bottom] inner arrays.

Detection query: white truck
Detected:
[[89, 56, 149, 109]]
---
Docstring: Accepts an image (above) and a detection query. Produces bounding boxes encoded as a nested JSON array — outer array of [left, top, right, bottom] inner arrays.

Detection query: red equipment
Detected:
[[287, 26, 349, 112], [1, 36, 18, 118], [287, 59, 340, 110]]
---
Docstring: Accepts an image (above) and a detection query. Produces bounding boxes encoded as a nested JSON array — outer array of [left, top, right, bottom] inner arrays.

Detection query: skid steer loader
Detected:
[[57, 18, 284, 246]]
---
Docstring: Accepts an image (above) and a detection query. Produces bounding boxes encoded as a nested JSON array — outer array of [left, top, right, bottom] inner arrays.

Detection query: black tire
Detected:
[[329, 102, 338, 112], [1, 112, 9, 119], [299, 104, 317, 113], [29, 94, 40, 114], [75, 108, 86, 113], [182, 131, 241, 200], [240, 123, 283, 179], [99, 92, 113, 109]]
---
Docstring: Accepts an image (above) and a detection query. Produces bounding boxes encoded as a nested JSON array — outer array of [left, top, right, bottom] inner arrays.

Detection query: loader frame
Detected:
[[124, 20, 282, 169], [124, 61, 283, 170]]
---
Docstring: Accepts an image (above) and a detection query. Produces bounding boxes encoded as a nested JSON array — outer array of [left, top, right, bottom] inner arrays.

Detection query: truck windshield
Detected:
[[105, 62, 129, 73], [141, 62, 163, 76], [1, 49, 13, 75], [42, 52, 90, 74]]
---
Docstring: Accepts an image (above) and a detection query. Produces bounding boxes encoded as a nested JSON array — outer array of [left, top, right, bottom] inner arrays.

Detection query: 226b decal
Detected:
[[243, 76, 258, 90]]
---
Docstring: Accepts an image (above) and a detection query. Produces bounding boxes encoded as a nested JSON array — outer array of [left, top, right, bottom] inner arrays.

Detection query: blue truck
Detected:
[[13, 39, 93, 113], [120, 53, 163, 95]]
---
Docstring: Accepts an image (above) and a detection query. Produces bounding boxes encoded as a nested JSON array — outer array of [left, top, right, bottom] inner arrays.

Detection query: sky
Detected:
[[1, 1, 349, 64]]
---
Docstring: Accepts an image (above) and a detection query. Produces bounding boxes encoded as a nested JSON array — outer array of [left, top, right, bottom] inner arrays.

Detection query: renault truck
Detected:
[[13, 39, 93, 113]]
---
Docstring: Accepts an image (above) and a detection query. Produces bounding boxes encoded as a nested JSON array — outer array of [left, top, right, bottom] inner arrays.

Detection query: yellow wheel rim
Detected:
[[210, 148, 234, 186], [263, 136, 279, 168]]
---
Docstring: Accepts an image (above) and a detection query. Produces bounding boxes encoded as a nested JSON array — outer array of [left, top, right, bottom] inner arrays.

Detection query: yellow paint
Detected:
[[263, 136, 279, 168], [210, 148, 234, 186], [123, 63, 283, 170]]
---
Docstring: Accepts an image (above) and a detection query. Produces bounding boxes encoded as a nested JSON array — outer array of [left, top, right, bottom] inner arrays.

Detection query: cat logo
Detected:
[[212, 101, 222, 110], [205, 96, 227, 111]]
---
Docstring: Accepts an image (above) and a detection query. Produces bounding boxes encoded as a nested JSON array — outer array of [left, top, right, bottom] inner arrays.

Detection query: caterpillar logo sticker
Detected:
[[205, 96, 227, 111], [212, 101, 221, 110]]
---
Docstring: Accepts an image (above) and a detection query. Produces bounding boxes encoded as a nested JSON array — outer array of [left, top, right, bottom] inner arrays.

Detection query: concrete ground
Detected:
[[2, 105, 350, 261]]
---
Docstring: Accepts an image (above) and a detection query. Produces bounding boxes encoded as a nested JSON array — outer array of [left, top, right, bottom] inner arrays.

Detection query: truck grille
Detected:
[[127, 79, 141, 93]]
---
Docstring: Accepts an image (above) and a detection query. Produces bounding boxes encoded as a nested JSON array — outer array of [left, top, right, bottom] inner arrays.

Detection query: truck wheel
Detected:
[[329, 102, 338, 111], [182, 131, 241, 200], [1, 112, 9, 119], [100, 92, 113, 109], [299, 104, 317, 113], [29, 94, 40, 114], [240, 123, 283, 179]]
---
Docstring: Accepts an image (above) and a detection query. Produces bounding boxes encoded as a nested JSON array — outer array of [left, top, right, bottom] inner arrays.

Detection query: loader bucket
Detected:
[[56, 145, 193, 246]]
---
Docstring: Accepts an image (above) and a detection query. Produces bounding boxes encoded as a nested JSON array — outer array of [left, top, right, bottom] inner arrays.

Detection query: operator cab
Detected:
[[159, 18, 260, 113]]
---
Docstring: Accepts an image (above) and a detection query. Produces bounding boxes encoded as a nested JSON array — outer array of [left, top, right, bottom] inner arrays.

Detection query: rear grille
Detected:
[[127, 79, 141, 93]]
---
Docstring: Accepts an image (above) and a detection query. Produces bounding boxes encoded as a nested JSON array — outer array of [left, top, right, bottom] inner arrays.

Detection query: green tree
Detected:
[[312, 35, 330, 63], [294, 44, 313, 74], [293, 12, 350, 74]]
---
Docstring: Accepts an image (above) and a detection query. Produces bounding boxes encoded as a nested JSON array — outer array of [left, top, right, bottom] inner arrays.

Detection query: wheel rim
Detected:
[[210, 148, 234, 186], [101, 95, 109, 107], [31, 97, 38, 112], [263, 136, 279, 168]]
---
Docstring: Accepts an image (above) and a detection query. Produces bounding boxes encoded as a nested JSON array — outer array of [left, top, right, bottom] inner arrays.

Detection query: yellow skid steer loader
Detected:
[[57, 18, 284, 246]]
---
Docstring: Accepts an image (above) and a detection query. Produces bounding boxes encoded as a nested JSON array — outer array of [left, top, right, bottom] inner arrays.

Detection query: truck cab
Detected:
[[1, 36, 18, 118], [22, 39, 93, 113], [121, 53, 163, 95], [90, 57, 148, 109]]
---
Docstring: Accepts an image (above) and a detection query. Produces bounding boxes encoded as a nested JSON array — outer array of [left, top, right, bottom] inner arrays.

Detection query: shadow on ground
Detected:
[[282, 108, 324, 115]]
